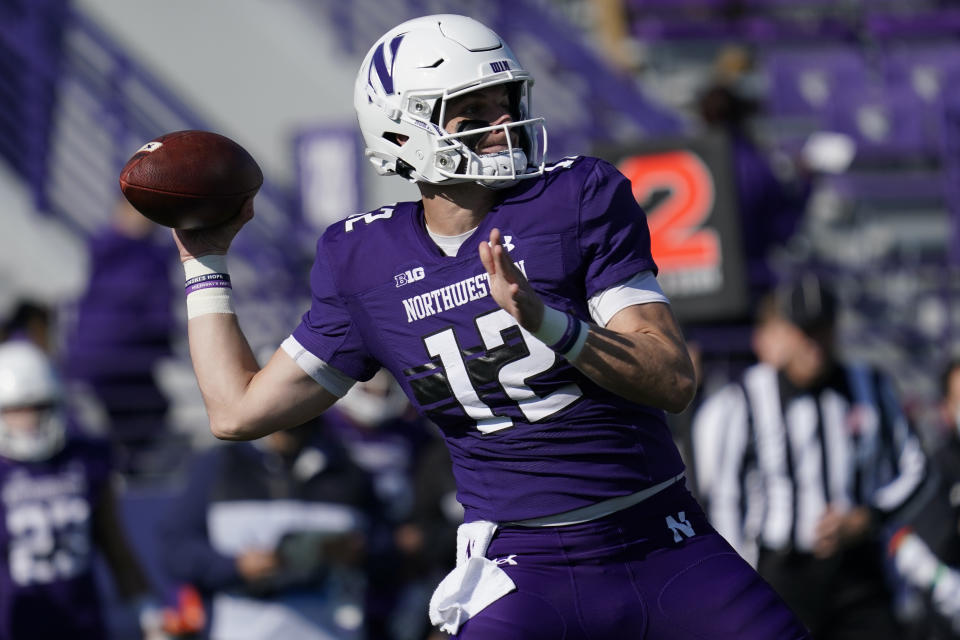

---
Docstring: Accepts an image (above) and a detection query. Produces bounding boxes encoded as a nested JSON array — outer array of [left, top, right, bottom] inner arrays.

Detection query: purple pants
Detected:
[[454, 482, 810, 639]]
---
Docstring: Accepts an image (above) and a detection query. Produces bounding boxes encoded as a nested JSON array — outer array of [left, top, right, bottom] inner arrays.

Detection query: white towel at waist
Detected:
[[428, 520, 516, 635]]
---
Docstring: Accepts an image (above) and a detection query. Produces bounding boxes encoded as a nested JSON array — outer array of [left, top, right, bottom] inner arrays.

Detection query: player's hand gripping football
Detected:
[[478, 227, 545, 333], [172, 197, 255, 263]]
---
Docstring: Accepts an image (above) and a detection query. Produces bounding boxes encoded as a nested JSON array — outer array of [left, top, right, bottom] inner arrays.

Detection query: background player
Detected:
[[0, 340, 166, 639], [171, 14, 809, 639]]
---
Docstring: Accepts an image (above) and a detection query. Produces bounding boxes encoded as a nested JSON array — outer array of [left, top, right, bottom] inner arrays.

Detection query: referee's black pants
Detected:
[[757, 542, 901, 640]]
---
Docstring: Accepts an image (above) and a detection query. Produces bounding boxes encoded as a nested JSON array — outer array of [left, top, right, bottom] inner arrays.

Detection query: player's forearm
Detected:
[[188, 313, 265, 439], [181, 255, 307, 440], [188, 315, 340, 440], [571, 324, 695, 412]]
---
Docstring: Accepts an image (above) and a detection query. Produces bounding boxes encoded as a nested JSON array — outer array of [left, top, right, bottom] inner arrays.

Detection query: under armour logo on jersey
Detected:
[[488, 236, 515, 252], [493, 555, 518, 566], [665, 512, 695, 543]]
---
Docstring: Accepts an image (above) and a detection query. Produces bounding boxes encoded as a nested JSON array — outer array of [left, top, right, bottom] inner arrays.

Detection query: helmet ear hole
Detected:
[[383, 132, 408, 147]]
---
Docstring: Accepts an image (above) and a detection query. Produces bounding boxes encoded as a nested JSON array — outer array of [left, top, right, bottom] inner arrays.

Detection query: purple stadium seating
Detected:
[[624, 0, 730, 10], [826, 83, 939, 161], [741, 16, 859, 44], [763, 47, 872, 119], [630, 17, 737, 41], [866, 9, 960, 40], [880, 45, 960, 106]]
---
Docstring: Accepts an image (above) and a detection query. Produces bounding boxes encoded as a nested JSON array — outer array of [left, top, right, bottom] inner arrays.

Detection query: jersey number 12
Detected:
[[419, 309, 582, 433]]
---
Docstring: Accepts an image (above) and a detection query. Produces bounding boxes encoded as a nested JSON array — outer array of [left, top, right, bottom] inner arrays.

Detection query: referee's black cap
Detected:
[[775, 274, 837, 335]]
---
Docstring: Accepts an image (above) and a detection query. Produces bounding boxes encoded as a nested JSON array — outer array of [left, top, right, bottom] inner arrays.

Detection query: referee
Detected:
[[692, 276, 927, 639]]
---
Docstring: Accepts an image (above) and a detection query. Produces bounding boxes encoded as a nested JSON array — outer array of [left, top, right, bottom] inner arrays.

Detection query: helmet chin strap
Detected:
[[472, 150, 528, 188]]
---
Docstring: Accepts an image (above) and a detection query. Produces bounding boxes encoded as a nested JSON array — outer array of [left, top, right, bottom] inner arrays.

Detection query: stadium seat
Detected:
[[826, 84, 940, 163], [880, 44, 960, 106], [762, 47, 872, 120], [865, 8, 960, 40]]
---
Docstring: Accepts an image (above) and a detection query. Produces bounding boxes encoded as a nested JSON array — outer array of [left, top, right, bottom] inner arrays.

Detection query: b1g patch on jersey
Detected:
[[395, 266, 426, 287]]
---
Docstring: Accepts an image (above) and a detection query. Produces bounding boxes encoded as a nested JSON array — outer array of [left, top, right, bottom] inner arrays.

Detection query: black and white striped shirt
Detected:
[[692, 362, 927, 562]]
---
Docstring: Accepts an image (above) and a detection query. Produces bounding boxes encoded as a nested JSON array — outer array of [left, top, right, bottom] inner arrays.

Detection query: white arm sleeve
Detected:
[[587, 270, 670, 327], [281, 336, 357, 398]]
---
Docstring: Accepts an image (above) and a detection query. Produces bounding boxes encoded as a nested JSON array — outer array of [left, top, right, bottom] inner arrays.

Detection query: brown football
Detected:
[[118, 130, 263, 230]]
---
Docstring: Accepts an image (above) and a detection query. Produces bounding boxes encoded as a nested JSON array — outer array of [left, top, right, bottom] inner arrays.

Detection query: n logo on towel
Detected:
[[665, 512, 695, 543]]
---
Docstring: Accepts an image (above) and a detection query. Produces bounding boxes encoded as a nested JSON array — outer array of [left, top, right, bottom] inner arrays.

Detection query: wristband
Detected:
[[532, 306, 589, 361], [183, 255, 235, 319]]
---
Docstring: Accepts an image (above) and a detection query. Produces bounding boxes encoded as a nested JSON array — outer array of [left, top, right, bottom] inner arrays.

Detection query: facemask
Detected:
[[0, 409, 65, 462]]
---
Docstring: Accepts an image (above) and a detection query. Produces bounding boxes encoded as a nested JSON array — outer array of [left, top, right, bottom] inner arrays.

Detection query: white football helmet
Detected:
[[336, 369, 409, 428], [0, 341, 66, 461], [354, 14, 546, 187]]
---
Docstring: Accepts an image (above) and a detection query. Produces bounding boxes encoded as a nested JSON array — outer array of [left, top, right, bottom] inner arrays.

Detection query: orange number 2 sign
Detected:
[[619, 150, 720, 272]]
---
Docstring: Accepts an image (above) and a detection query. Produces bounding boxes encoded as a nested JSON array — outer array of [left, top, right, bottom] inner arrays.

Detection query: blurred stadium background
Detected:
[[2, 0, 960, 635]]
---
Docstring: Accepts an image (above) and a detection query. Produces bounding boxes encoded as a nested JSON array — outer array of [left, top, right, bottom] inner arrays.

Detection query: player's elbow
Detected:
[[208, 413, 262, 441], [659, 361, 696, 414], [623, 368, 695, 413], [666, 369, 697, 413], [209, 421, 248, 441]]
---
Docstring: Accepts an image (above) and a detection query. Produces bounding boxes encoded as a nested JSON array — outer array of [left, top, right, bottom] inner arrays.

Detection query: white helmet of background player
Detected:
[[0, 341, 66, 461], [337, 369, 410, 428], [354, 14, 546, 187]]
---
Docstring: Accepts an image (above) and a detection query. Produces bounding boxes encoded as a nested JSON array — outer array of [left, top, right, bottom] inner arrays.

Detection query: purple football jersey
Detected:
[[293, 156, 684, 523], [0, 435, 112, 639]]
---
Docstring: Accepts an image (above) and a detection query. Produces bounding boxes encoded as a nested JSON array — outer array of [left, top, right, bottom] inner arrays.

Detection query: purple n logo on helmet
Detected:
[[368, 34, 405, 98]]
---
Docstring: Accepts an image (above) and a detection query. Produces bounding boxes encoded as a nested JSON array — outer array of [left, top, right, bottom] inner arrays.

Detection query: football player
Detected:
[[173, 14, 809, 639], [0, 340, 165, 639]]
